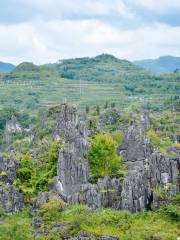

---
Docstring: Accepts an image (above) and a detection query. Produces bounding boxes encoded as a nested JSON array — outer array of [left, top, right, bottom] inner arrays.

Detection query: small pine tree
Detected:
[[104, 101, 108, 109], [96, 105, 100, 115], [85, 105, 90, 114], [111, 102, 115, 108]]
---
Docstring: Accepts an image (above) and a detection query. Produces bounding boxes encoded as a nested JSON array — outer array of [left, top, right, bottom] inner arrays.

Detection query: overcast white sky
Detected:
[[0, 0, 180, 64]]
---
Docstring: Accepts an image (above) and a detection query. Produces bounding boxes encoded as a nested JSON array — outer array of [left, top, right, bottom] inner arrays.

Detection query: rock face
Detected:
[[3, 115, 23, 144], [119, 117, 179, 212], [54, 104, 89, 198], [0, 156, 19, 183], [69, 177, 121, 209], [118, 121, 153, 169], [0, 184, 23, 214], [3, 115, 33, 146], [97, 109, 121, 129], [54, 105, 179, 212], [0, 156, 23, 214], [54, 104, 122, 208]]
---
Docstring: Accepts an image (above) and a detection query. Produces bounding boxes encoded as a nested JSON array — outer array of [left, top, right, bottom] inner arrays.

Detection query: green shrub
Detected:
[[160, 204, 180, 221], [38, 196, 65, 222], [14, 141, 61, 202], [0, 171, 8, 177], [147, 129, 173, 153], [147, 129, 160, 147]]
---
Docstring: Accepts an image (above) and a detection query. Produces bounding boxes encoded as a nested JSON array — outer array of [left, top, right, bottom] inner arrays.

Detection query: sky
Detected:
[[0, 0, 180, 64]]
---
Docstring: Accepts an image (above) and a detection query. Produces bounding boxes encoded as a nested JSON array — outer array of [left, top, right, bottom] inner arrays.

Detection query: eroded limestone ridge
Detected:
[[0, 104, 179, 214], [53, 103, 89, 198], [53, 105, 179, 212]]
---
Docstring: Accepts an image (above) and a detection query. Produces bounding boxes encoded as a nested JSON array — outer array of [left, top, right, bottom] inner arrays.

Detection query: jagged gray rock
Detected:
[[0, 156, 23, 214], [54, 104, 122, 208], [119, 119, 179, 212], [3, 115, 23, 144], [53, 104, 89, 199], [32, 192, 49, 210], [0, 184, 23, 214], [3, 115, 33, 145], [54, 105, 179, 212], [0, 156, 19, 183], [69, 177, 121, 209], [97, 108, 121, 129]]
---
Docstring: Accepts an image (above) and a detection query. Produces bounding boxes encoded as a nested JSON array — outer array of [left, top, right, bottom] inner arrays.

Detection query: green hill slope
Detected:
[[0, 54, 179, 113]]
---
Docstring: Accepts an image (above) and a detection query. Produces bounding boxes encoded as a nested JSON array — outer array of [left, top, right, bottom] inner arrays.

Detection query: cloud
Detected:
[[0, 18, 180, 64], [0, 0, 134, 24], [0, 0, 179, 63], [128, 0, 180, 14]]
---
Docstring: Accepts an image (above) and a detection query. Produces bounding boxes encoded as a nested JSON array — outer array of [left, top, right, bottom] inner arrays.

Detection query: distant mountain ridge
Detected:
[[1, 54, 180, 74], [134, 56, 180, 73], [0, 61, 15, 72]]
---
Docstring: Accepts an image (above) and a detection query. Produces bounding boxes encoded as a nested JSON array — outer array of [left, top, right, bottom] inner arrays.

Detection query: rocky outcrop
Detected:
[[3, 115, 23, 144], [53, 104, 89, 199], [69, 177, 121, 209], [0, 184, 23, 214], [118, 121, 153, 169], [53, 104, 122, 208], [97, 108, 121, 129], [3, 115, 33, 145], [54, 105, 179, 212], [0, 156, 19, 183], [119, 117, 179, 212], [0, 156, 23, 214]]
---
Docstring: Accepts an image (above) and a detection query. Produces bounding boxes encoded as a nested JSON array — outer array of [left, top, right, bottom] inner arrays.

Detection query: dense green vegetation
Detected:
[[14, 141, 60, 203]]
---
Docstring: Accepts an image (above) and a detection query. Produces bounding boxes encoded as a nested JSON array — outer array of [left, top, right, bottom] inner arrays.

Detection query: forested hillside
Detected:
[[0, 54, 179, 114]]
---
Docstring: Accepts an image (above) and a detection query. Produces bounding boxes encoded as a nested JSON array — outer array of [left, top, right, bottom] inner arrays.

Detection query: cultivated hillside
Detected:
[[0, 54, 179, 113]]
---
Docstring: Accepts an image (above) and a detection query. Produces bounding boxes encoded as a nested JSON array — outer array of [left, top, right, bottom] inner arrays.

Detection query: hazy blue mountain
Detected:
[[134, 56, 180, 73], [0, 61, 15, 72]]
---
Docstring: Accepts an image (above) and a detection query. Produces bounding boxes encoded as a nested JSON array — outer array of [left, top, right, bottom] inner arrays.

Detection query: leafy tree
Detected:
[[88, 133, 124, 183], [111, 102, 116, 108]]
